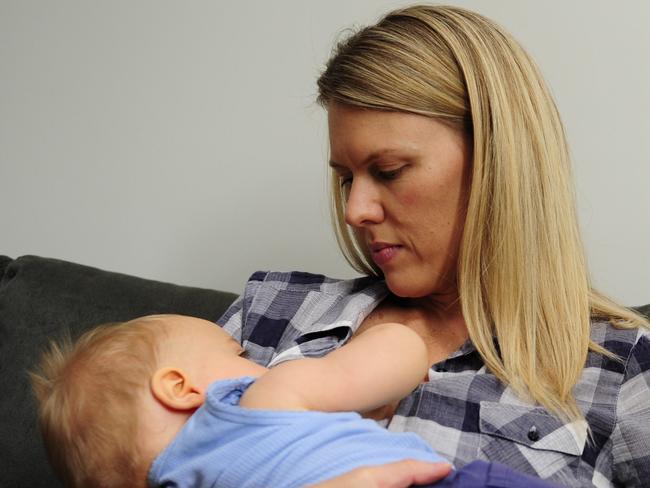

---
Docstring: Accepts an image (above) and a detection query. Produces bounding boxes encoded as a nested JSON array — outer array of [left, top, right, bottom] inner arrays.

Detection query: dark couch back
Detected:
[[0, 255, 237, 488]]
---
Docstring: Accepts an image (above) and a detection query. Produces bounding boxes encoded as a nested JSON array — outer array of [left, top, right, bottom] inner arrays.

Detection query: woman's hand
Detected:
[[307, 460, 452, 488]]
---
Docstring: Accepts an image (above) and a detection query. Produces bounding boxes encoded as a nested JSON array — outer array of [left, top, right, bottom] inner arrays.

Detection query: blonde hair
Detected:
[[317, 4, 649, 422], [29, 318, 162, 488]]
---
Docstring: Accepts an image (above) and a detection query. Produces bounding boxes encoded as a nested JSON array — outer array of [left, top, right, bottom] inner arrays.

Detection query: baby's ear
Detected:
[[150, 367, 205, 410]]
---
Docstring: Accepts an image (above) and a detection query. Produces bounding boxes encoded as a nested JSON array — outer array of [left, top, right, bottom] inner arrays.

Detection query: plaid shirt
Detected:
[[219, 271, 650, 487]]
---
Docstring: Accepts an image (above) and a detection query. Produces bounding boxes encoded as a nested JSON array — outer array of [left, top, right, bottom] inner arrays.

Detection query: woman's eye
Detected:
[[375, 166, 404, 181]]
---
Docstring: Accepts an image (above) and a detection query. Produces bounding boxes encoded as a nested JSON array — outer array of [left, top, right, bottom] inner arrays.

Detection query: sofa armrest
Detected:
[[0, 255, 237, 488]]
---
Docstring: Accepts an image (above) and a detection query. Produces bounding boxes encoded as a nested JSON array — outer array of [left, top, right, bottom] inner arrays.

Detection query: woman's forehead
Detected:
[[328, 104, 465, 165]]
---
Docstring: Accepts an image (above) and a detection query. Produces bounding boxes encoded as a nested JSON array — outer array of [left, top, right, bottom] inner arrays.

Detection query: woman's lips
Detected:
[[370, 244, 402, 266]]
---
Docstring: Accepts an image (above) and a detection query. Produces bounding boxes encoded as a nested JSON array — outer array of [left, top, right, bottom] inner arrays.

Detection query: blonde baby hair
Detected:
[[30, 317, 163, 488]]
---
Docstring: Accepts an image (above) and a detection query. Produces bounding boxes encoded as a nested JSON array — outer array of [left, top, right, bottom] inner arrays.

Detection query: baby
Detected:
[[30, 314, 562, 488], [30, 314, 449, 487]]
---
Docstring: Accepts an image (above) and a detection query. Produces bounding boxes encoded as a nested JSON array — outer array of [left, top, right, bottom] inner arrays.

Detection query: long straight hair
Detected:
[[317, 4, 649, 422]]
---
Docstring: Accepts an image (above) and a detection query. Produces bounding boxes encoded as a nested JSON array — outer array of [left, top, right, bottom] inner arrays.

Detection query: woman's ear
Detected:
[[150, 367, 205, 411]]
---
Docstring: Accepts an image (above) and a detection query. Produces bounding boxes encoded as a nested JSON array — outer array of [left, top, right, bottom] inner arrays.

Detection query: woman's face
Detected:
[[328, 103, 471, 299]]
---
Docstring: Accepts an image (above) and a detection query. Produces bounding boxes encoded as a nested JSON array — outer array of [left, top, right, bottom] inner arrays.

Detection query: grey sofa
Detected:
[[0, 255, 237, 488], [1, 254, 648, 488]]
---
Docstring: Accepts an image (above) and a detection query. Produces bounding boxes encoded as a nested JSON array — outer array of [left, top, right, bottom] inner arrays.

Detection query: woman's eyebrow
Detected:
[[328, 148, 406, 169]]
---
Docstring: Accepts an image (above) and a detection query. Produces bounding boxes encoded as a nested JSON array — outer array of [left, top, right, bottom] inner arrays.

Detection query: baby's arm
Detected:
[[239, 323, 429, 413]]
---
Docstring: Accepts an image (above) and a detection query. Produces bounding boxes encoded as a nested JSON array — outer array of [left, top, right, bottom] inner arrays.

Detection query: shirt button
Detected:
[[527, 426, 540, 442]]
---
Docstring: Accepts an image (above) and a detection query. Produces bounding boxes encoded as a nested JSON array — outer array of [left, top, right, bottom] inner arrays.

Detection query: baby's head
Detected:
[[29, 314, 263, 488]]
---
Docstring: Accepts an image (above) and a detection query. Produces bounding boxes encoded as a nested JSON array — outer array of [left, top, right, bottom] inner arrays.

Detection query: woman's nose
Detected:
[[344, 178, 384, 227]]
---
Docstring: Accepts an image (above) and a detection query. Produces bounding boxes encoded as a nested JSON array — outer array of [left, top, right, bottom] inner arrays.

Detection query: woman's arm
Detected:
[[240, 322, 429, 412], [609, 334, 650, 486]]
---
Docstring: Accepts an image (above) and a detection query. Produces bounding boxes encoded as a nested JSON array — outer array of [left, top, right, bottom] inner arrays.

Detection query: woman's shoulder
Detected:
[[589, 318, 649, 357], [219, 270, 388, 354], [587, 318, 650, 382], [242, 270, 385, 295]]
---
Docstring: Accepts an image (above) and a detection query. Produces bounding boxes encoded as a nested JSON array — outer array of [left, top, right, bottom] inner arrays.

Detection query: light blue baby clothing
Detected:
[[148, 376, 448, 488]]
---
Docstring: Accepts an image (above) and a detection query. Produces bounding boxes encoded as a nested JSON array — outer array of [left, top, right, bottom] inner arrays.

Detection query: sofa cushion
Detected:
[[0, 255, 237, 488]]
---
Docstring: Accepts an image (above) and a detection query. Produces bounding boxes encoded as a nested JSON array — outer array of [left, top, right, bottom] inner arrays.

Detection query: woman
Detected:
[[218, 5, 650, 487]]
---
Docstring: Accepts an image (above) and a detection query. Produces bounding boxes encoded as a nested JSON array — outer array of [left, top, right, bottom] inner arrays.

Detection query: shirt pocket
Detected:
[[479, 401, 587, 460]]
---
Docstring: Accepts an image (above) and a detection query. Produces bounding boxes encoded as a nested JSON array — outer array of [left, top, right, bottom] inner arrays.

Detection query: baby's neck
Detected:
[[137, 394, 195, 479]]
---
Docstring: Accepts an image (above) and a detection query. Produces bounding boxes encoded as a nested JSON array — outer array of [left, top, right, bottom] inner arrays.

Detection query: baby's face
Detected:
[[152, 315, 266, 388]]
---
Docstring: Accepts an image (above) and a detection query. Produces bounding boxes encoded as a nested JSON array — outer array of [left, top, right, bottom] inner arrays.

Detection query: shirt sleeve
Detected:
[[218, 293, 245, 341], [216, 271, 269, 343], [611, 333, 650, 486]]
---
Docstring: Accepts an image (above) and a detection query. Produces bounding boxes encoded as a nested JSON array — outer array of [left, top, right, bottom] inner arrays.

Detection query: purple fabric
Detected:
[[423, 461, 564, 488]]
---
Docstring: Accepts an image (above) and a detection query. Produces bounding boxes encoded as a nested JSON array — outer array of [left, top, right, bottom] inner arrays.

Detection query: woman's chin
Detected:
[[384, 275, 434, 298], [384, 269, 455, 300]]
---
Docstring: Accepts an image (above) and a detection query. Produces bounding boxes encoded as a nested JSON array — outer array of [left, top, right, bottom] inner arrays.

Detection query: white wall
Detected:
[[1, 1, 648, 304]]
